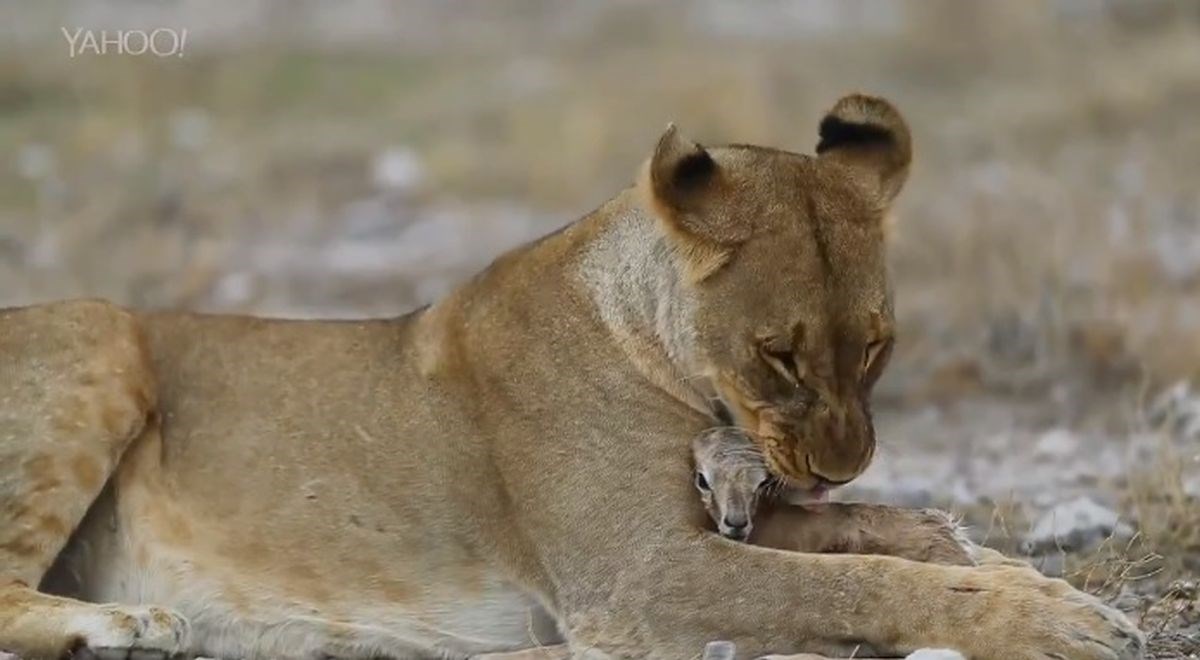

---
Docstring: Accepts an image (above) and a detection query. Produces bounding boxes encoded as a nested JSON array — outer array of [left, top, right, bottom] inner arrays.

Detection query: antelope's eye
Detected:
[[694, 471, 711, 491]]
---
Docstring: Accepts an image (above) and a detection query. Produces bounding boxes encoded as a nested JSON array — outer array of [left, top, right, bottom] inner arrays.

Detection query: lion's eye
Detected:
[[863, 342, 879, 368], [863, 340, 886, 368], [862, 338, 893, 384], [765, 347, 794, 365], [694, 471, 711, 491], [760, 343, 799, 384]]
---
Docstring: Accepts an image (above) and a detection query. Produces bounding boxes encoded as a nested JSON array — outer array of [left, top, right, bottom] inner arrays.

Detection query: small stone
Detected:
[[948, 478, 979, 506], [212, 271, 256, 306], [1184, 474, 1200, 498], [1034, 428, 1079, 458], [372, 147, 425, 192], [1025, 496, 1133, 552], [1148, 380, 1200, 441], [1030, 552, 1067, 577], [703, 640, 736, 660], [907, 650, 967, 660]]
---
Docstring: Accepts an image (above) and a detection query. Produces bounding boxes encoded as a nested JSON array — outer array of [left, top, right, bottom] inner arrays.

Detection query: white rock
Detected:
[[212, 271, 256, 306], [907, 650, 967, 660], [1026, 496, 1132, 551], [1034, 428, 1079, 458], [1148, 381, 1198, 437], [948, 477, 979, 506], [372, 147, 425, 192], [702, 640, 736, 660], [1184, 473, 1200, 498]]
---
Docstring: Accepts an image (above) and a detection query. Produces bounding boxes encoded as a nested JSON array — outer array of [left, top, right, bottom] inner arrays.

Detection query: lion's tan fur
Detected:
[[0, 95, 1143, 660]]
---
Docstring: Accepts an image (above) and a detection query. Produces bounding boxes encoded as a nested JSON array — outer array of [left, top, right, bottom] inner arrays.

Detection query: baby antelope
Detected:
[[691, 427, 978, 566], [691, 428, 772, 540]]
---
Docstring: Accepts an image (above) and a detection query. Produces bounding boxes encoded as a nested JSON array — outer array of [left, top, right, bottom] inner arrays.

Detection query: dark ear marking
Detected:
[[641, 123, 747, 281], [650, 123, 717, 212], [816, 115, 896, 155], [815, 94, 913, 206], [671, 148, 716, 193]]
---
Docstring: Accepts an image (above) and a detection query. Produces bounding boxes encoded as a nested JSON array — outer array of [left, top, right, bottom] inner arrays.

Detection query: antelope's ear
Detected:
[[816, 94, 912, 206]]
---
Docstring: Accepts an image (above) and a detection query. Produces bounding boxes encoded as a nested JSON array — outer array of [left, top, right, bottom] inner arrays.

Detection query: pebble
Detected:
[[703, 640, 736, 659], [1034, 428, 1079, 458], [906, 650, 967, 660], [755, 649, 966, 660], [1186, 474, 1200, 498], [1025, 496, 1133, 552]]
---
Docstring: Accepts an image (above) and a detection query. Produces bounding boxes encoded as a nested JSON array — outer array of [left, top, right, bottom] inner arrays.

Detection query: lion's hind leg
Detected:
[[0, 301, 186, 659]]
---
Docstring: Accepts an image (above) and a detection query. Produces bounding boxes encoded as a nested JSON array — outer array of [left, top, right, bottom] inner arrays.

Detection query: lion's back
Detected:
[[0, 298, 155, 460]]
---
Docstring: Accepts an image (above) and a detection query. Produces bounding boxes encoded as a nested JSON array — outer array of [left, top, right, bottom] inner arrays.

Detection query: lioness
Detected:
[[0, 94, 1143, 659]]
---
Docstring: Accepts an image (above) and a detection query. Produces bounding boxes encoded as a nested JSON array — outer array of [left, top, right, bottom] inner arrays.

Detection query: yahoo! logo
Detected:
[[62, 27, 188, 58]]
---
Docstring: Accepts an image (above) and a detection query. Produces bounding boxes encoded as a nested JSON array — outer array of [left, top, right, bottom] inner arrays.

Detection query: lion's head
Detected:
[[639, 94, 911, 494]]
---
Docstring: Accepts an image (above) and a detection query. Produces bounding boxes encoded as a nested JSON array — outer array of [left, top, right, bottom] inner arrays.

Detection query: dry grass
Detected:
[[1128, 452, 1200, 581]]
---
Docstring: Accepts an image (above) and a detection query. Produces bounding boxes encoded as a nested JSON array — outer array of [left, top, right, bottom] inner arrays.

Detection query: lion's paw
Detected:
[[957, 567, 1144, 660], [65, 604, 189, 660]]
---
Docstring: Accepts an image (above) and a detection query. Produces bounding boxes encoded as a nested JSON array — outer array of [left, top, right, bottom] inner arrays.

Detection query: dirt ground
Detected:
[[1, 1, 1198, 657]]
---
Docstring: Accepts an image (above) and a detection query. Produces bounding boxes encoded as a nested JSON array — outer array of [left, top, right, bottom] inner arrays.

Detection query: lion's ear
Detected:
[[643, 124, 747, 244], [816, 94, 912, 207], [639, 125, 745, 280]]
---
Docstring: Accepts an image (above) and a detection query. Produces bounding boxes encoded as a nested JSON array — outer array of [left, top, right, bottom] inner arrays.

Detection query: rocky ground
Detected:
[[850, 385, 1200, 658]]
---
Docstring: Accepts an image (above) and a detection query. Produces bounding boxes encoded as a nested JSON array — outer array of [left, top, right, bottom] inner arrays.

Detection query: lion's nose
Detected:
[[812, 472, 854, 488], [804, 454, 858, 487]]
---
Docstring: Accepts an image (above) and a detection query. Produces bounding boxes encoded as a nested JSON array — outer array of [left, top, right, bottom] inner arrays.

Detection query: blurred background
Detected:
[[1, 1, 1198, 654]]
